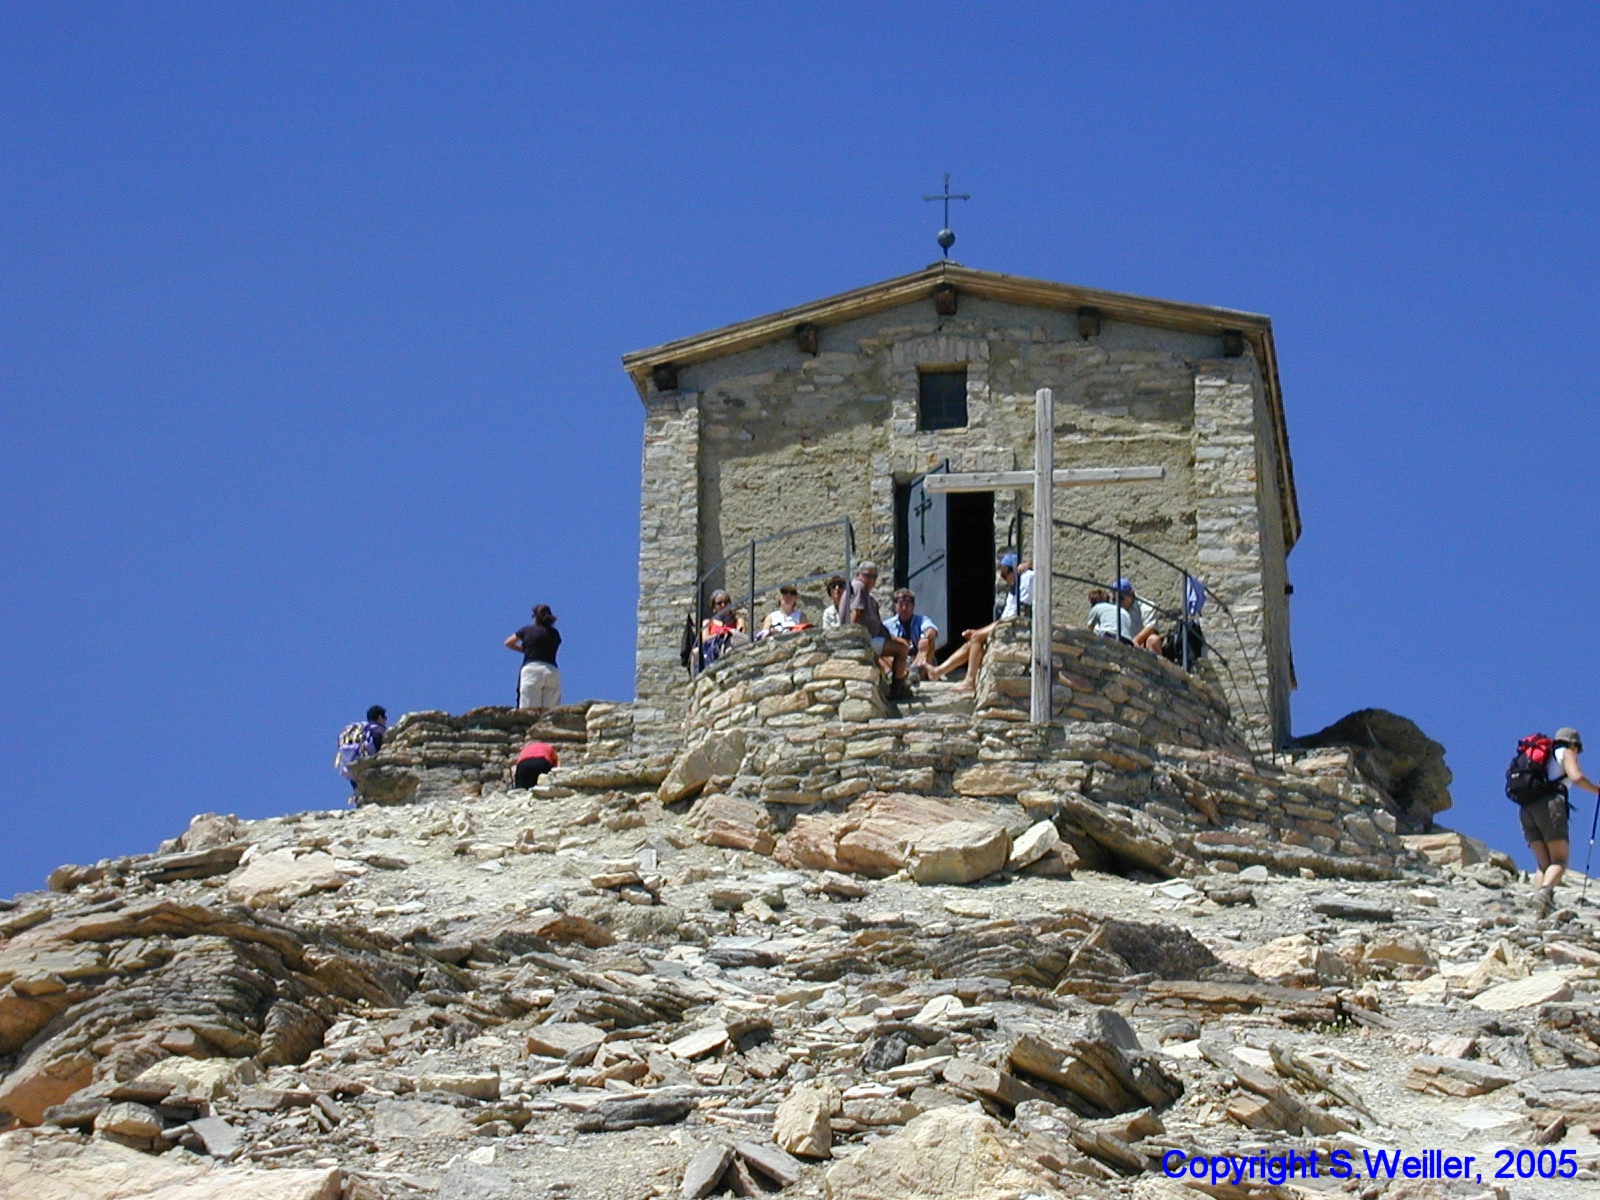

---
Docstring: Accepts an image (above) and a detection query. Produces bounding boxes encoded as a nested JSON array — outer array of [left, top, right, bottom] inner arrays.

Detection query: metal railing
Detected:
[[1014, 510, 1273, 751], [688, 518, 855, 672]]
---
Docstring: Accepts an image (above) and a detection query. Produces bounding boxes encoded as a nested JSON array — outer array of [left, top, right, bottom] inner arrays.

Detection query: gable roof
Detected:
[[621, 261, 1298, 548]]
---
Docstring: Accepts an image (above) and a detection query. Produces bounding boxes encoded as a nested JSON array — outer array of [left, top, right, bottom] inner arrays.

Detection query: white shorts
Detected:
[[518, 662, 561, 710]]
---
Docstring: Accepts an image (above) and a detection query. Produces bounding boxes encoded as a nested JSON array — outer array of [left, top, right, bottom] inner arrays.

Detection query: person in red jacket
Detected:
[[514, 741, 559, 789]]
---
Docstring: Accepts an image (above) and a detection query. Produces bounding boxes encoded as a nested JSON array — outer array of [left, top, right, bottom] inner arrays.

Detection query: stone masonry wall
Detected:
[[354, 702, 623, 806], [667, 624, 1400, 876], [635, 392, 701, 741], [1193, 357, 1285, 748], [686, 626, 888, 734], [353, 623, 1406, 877], [975, 622, 1249, 758]]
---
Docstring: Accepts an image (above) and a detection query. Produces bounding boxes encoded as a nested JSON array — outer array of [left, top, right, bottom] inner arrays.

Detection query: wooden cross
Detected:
[[922, 388, 1165, 724]]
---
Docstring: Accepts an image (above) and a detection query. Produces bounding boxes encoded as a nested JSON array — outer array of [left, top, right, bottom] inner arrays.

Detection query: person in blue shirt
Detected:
[[886, 588, 939, 680]]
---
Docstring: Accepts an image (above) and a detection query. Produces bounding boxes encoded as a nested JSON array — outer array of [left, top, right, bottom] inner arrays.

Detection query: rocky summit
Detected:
[[3, 686, 1600, 1200]]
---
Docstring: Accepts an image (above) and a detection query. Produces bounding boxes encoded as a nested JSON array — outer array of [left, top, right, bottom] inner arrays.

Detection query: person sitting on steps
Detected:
[[886, 588, 939, 680], [927, 552, 1032, 694], [759, 585, 808, 639], [820, 576, 847, 630], [698, 590, 749, 669], [1114, 578, 1164, 653], [840, 561, 913, 702]]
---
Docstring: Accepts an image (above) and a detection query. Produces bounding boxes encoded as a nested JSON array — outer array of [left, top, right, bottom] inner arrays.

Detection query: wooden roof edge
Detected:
[[620, 263, 1273, 398], [1246, 327, 1301, 551], [620, 262, 1300, 551]]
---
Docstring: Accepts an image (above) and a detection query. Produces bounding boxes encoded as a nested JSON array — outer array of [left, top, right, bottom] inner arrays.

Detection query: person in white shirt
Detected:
[[1113, 578, 1162, 652], [820, 576, 846, 630], [759, 585, 808, 638], [927, 553, 1030, 693]]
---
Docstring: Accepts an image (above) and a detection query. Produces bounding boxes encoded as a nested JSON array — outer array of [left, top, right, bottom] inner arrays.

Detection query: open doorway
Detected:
[[896, 473, 995, 656]]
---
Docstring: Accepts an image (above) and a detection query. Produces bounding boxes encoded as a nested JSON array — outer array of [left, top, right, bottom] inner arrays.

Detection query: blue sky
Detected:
[[4, 5, 1598, 897]]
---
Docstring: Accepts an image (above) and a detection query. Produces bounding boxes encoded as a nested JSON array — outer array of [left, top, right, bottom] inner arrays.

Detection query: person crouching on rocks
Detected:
[[514, 740, 559, 788], [1528, 727, 1600, 914]]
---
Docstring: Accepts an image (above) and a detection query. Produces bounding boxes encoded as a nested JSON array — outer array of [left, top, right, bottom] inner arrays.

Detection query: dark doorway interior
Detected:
[[945, 491, 995, 649]]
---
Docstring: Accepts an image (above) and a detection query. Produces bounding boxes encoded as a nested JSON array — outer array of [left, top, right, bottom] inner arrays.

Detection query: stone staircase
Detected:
[[888, 677, 976, 720]]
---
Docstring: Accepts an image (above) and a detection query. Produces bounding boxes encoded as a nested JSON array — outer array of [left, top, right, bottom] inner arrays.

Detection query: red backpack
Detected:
[[1505, 734, 1561, 805]]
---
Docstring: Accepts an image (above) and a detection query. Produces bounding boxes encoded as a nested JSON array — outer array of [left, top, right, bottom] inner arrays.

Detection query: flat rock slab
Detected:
[[1007, 820, 1060, 870], [733, 1139, 803, 1187], [1470, 973, 1574, 1011], [574, 1090, 697, 1132], [188, 1114, 244, 1159], [526, 1021, 605, 1064], [681, 1141, 733, 1199], [821, 1107, 1065, 1200], [1310, 896, 1394, 922], [668, 1024, 730, 1060], [0, 1126, 341, 1200], [226, 850, 352, 901], [131, 1055, 261, 1101], [1406, 1055, 1518, 1097], [777, 793, 1008, 879], [372, 1099, 476, 1140], [905, 820, 1010, 885], [1520, 1067, 1600, 1115]]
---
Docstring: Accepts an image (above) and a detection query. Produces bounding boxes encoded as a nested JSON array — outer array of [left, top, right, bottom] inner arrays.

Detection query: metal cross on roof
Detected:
[[923, 173, 970, 258]]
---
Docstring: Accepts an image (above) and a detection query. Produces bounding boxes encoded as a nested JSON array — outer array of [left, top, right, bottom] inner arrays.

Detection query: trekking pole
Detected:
[[1582, 787, 1600, 904]]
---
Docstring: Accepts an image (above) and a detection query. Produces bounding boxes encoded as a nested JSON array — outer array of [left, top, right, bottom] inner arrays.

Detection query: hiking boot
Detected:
[[1536, 886, 1555, 917], [888, 678, 915, 703]]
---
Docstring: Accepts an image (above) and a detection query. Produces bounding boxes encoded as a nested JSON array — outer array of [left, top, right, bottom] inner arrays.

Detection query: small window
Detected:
[[918, 367, 968, 431]]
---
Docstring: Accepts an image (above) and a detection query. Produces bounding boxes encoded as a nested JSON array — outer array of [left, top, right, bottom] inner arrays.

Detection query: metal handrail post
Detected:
[[1181, 574, 1192, 671], [748, 540, 757, 638]]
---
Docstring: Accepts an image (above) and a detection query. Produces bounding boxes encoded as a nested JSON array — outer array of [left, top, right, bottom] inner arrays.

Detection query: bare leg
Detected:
[[953, 631, 990, 694], [928, 641, 971, 681], [1530, 840, 1551, 882], [1542, 839, 1569, 889], [883, 636, 910, 680]]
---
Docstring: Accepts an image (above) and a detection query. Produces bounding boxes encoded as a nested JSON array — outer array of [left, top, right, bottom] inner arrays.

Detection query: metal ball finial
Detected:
[[923, 174, 970, 261]]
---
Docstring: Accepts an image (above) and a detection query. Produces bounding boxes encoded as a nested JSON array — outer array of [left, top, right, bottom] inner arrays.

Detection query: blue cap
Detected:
[[999, 553, 1019, 569], [1113, 577, 1134, 593]]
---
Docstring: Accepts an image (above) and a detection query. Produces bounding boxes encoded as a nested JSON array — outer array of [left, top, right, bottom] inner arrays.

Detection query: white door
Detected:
[[904, 466, 948, 649]]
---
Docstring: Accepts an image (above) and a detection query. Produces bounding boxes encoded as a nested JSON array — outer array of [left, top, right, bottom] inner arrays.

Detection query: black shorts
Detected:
[[514, 756, 554, 789], [1520, 792, 1570, 845]]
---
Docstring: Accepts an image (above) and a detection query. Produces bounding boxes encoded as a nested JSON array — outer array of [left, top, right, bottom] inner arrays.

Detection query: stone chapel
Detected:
[[622, 262, 1299, 752]]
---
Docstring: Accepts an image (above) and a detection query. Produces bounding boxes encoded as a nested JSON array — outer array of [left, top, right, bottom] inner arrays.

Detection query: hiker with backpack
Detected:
[[335, 706, 388, 798], [1506, 727, 1600, 914]]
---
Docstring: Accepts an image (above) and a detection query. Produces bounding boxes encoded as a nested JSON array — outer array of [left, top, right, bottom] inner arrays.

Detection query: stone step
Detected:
[[889, 679, 975, 719]]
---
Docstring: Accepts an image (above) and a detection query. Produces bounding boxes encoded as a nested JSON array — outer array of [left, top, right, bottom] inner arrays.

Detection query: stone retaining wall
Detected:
[[355, 702, 627, 806], [975, 622, 1250, 757], [685, 626, 889, 733], [355, 626, 1414, 878]]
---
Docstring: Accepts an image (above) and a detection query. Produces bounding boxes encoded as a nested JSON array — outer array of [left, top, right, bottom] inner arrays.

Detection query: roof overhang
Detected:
[[621, 262, 1299, 548]]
